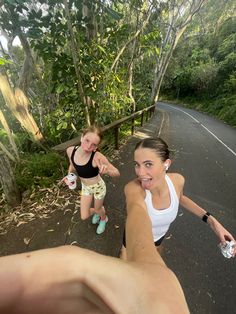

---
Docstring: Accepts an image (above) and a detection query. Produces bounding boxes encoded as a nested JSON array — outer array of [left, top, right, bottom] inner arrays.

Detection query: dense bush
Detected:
[[15, 151, 67, 192]]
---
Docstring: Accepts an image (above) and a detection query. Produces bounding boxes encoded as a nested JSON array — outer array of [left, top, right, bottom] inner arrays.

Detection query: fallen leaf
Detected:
[[70, 241, 78, 245], [165, 234, 172, 240], [16, 221, 28, 227], [24, 238, 31, 245]]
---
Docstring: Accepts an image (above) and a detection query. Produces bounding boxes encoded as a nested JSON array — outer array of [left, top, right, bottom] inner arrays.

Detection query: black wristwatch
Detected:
[[202, 212, 211, 223]]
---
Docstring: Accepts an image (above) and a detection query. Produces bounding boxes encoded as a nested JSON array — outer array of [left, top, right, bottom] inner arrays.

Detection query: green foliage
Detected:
[[161, 4, 236, 127], [0, 129, 9, 144], [15, 151, 67, 191], [217, 96, 236, 127], [223, 72, 236, 93]]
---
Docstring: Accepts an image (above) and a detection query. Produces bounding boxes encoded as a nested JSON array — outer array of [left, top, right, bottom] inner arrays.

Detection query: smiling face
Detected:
[[81, 132, 101, 153], [134, 148, 169, 190]]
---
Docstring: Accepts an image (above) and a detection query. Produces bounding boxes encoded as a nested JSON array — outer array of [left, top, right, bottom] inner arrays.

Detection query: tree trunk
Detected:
[[150, 0, 206, 106], [128, 39, 137, 113], [63, 0, 91, 126], [0, 75, 45, 144], [82, 1, 98, 41], [0, 152, 21, 208], [0, 109, 19, 161]]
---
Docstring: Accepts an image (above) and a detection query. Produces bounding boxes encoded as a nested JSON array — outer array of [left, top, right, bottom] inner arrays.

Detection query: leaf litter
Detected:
[[0, 184, 81, 235]]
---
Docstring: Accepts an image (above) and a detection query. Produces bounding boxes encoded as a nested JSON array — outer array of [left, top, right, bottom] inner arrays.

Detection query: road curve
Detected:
[[158, 102, 236, 314]]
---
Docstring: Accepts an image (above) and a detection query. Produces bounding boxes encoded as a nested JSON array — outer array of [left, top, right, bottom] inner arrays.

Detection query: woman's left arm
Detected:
[[180, 194, 236, 255], [94, 152, 120, 177]]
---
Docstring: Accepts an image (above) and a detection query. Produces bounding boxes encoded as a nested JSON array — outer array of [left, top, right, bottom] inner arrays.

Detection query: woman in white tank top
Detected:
[[123, 137, 236, 256]]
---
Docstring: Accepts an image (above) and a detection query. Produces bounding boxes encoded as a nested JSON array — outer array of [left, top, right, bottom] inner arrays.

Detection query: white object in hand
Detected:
[[66, 173, 77, 190], [218, 240, 235, 258]]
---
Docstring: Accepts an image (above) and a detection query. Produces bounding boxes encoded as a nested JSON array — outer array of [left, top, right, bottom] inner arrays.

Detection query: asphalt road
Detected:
[[158, 102, 236, 314]]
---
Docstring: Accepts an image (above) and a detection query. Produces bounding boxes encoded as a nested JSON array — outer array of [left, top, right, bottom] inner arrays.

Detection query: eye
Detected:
[[145, 162, 153, 168], [134, 162, 139, 168]]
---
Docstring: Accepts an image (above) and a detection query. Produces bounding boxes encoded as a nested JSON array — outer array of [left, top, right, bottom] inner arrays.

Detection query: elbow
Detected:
[[114, 170, 120, 177], [110, 169, 120, 177], [115, 170, 120, 177]]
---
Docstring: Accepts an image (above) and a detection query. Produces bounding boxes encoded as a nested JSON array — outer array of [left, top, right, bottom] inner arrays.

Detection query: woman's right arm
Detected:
[[60, 147, 76, 184], [124, 181, 158, 263], [66, 146, 76, 173]]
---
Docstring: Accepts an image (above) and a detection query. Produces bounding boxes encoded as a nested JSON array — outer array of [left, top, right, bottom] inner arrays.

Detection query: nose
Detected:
[[136, 165, 146, 177]]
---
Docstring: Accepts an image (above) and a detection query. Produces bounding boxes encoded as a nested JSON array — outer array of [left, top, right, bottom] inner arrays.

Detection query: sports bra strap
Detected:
[[71, 146, 78, 162]]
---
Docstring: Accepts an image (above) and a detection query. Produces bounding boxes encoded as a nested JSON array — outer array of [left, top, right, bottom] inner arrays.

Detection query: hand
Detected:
[[208, 217, 236, 257], [59, 176, 68, 185], [94, 152, 109, 175], [94, 152, 120, 177], [0, 246, 189, 314], [98, 163, 108, 175]]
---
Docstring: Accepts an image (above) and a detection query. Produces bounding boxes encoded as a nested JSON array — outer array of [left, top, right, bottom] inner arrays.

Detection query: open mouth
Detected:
[[139, 178, 152, 189]]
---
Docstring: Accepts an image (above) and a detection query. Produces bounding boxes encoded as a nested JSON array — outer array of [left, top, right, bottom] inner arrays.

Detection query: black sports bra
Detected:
[[71, 146, 99, 178]]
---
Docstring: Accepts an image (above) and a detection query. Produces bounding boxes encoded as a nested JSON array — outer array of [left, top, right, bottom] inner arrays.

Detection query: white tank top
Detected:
[[145, 175, 179, 242]]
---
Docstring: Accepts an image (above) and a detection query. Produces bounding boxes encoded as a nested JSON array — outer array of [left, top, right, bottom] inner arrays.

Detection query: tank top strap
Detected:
[[145, 189, 152, 203], [88, 151, 96, 164], [165, 175, 179, 204]]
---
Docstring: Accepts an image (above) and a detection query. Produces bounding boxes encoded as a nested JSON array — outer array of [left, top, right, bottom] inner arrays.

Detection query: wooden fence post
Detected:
[[131, 118, 135, 135], [114, 126, 119, 150], [141, 112, 144, 126]]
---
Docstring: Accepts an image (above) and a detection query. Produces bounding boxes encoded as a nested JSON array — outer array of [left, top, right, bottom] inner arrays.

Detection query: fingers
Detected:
[[232, 245, 236, 257], [221, 234, 236, 257], [99, 164, 108, 174], [96, 158, 103, 169], [59, 177, 68, 185]]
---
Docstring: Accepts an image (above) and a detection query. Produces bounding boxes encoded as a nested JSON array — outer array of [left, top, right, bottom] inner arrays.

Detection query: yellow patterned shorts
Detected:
[[81, 178, 106, 200]]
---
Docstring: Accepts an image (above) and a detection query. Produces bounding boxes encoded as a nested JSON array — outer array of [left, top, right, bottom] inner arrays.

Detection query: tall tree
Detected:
[[63, 0, 91, 125], [0, 152, 21, 208], [151, 0, 206, 105], [0, 75, 44, 143]]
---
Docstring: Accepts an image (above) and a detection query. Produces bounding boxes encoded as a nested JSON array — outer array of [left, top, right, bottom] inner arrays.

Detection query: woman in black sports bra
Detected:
[[63, 125, 120, 235]]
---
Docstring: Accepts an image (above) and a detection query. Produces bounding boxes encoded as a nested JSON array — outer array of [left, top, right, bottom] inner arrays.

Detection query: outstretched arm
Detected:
[[180, 194, 236, 256], [0, 181, 189, 314], [59, 147, 77, 185], [0, 243, 189, 314], [94, 151, 120, 177], [124, 180, 158, 262]]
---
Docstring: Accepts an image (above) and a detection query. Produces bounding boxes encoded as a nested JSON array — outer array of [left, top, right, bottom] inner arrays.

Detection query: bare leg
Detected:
[[80, 195, 93, 220], [93, 198, 106, 219]]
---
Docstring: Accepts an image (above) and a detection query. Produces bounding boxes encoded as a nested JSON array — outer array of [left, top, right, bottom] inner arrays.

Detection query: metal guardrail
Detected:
[[53, 105, 156, 152]]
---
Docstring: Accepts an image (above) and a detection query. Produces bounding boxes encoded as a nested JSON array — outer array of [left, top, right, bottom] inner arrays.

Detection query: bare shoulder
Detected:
[[124, 179, 145, 197], [66, 146, 75, 157], [94, 151, 106, 160], [167, 173, 185, 188], [93, 151, 108, 165]]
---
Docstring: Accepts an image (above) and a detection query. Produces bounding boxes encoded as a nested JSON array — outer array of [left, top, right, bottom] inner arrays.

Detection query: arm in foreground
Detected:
[[124, 180, 189, 312], [0, 183, 189, 314]]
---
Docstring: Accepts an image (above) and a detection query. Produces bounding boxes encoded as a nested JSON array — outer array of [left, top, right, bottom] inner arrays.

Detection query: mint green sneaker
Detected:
[[96, 216, 108, 234], [92, 213, 100, 224]]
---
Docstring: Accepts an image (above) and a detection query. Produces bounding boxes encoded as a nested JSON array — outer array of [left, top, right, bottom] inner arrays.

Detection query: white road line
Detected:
[[201, 124, 236, 157], [160, 103, 236, 157]]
